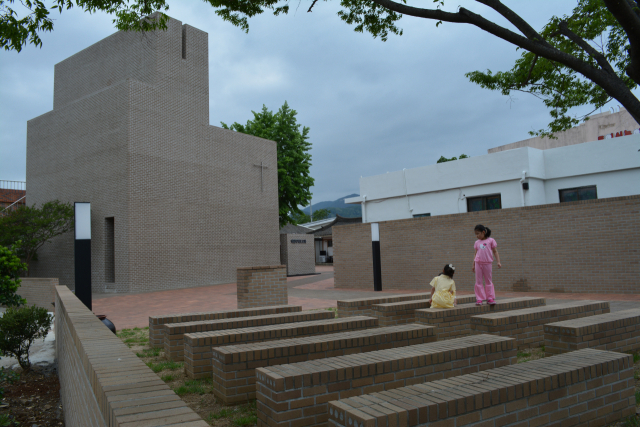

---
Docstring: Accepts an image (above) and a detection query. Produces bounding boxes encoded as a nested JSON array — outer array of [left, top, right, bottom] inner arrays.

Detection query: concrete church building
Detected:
[[26, 16, 280, 293]]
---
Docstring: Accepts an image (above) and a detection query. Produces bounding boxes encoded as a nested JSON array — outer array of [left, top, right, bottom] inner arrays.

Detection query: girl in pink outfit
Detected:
[[472, 224, 501, 305]]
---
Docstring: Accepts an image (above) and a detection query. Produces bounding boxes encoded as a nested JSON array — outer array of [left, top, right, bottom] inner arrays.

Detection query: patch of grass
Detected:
[[622, 415, 640, 427], [633, 352, 639, 364], [233, 415, 258, 426], [516, 347, 544, 364], [145, 360, 183, 373], [174, 378, 212, 396], [517, 351, 531, 359], [207, 401, 257, 423], [634, 370, 639, 381], [160, 374, 174, 382], [136, 347, 161, 358], [636, 390, 640, 405]]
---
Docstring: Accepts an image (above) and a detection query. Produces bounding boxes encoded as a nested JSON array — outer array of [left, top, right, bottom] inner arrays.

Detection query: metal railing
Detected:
[[0, 180, 26, 191]]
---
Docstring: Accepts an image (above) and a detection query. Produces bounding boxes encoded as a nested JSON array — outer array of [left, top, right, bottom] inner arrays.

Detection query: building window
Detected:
[[105, 217, 115, 282], [327, 240, 333, 247], [559, 186, 597, 202], [467, 194, 502, 212], [413, 213, 431, 218]]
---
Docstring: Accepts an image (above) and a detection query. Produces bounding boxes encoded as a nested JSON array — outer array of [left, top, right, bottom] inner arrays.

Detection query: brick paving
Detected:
[[93, 266, 640, 329]]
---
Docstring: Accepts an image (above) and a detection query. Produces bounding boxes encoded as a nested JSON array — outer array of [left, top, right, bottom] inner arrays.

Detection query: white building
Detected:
[[346, 134, 640, 223]]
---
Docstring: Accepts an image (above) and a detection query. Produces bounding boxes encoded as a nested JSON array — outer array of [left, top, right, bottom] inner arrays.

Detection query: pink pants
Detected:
[[475, 262, 495, 302]]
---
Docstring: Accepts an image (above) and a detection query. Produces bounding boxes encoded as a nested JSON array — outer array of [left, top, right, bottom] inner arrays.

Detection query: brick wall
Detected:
[[334, 195, 640, 294], [55, 285, 206, 427], [237, 266, 288, 309], [280, 233, 315, 276], [328, 348, 635, 427], [16, 278, 57, 312], [27, 16, 280, 294]]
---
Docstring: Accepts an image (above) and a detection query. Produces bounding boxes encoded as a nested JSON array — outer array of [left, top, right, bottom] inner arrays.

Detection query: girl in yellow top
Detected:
[[428, 264, 457, 308]]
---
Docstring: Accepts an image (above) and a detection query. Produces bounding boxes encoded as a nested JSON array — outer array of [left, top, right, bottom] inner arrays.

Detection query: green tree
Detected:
[[4, 1, 639, 135], [437, 154, 469, 163], [221, 102, 314, 227], [0, 244, 27, 307], [0, 200, 74, 275]]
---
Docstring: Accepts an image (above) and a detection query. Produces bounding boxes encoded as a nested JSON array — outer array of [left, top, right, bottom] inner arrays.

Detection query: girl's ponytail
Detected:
[[443, 264, 455, 278], [474, 224, 491, 238]]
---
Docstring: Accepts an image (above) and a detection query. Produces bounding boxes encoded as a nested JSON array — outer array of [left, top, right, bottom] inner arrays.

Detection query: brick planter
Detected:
[[470, 300, 610, 349], [237, 266, 287, 309]]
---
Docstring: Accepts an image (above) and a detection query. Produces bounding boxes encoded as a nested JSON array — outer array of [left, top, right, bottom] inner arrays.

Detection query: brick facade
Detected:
[[26, 15, 280, 294], [470, 300, 610, 349], [415, 297, 546, 340], [545, 308, 640, 356], [280, 233, 315, 276], [237, 266, 288, 309], [185, 316, 378, 380], [213, 324, 434, 404], [149, 305, 301, 348], [55, 285, 207, 427], [328, 349, 635, 427], [334, 195, 640, 294], [17, 277, 57, 312], [256, 335, 516, 427]]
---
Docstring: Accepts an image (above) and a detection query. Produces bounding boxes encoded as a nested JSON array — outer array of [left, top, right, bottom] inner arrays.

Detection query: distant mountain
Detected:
[[302, 194, 361, 218]]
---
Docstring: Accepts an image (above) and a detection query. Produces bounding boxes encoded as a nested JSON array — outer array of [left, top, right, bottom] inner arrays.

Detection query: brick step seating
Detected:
[[255, 334, 516, 427], [185, 316, 379, 379], [212, 324, 435, 404], [165, 310, 334, 361], [149, 305, 301, 347], [415, 297, 546, 341], [545, 308, 640, 356], [327, 348, 635, 427], [470, 300, 610, 349], [337, 293, 474, 318], [371, 296, 477, 327]]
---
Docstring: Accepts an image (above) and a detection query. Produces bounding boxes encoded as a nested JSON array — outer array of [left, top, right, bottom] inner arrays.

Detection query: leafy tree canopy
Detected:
[[291, 208, 331, 225], [221, 101, 314, 227], [0, 200, 74, 275], [3, 0, 639, 137], [437, 154, 469, 163], [0, 244, 27, 307]]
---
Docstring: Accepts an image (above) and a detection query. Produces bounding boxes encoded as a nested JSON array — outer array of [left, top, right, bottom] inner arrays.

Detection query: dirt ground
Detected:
[[0, 365, 64, 426]]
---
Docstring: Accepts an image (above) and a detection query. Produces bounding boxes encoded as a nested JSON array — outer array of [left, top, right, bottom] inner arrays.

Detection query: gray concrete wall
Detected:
[[26, 16, 280, 294], [488, 109, 639, 153], [280, 233, 315, 276]]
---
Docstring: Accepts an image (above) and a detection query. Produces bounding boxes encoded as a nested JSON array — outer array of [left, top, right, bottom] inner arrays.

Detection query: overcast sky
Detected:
[[0, 1, 625, 203]]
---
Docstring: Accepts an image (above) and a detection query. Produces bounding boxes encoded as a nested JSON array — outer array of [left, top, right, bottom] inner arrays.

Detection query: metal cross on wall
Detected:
[[253, 162, 269, 192]]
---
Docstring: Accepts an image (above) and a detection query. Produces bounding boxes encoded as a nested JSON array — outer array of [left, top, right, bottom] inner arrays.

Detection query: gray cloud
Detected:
[[1, 1, 624, 202]]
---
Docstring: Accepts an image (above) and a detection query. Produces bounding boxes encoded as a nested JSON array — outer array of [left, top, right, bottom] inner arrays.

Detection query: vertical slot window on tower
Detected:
[[182, 25, 187, 59], [105, 217, 115, 282]]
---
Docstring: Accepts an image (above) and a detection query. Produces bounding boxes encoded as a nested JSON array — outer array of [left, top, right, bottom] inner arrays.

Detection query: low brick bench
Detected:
[[256, 334, 516, 427], [213, 324, 435, 404], [470, 300, 610, 349], [415, 297, 546, 340], [165, 310, 334, 361], [327, 348, 635, 427], [149, 305, 301, 347], [372, 296, 477, 327], [337, 293, 475, 318], [185, 316, 379, 379], [545, 308, 640, 356]]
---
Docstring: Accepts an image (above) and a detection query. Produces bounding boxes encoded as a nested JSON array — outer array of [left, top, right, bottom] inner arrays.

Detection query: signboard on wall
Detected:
[[291, 239, 306, 244]]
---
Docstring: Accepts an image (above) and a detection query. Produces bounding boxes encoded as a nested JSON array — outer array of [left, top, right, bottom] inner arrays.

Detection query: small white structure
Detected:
[[346, 134, 640, 223]]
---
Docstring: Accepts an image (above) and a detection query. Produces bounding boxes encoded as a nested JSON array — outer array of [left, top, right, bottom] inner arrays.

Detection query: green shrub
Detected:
[[0, 244, 27, 307], [0, 305, 52, 373]]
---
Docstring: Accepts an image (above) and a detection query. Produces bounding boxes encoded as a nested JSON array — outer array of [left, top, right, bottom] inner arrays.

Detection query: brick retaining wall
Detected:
[[55, 285, 207, 427], [185, 316, 378, 379], [164, 310, 334, 361], [415, 297, 546, 340], [328, 348, 635, 427], [18, 278, 57, 311], [545, 308, 640, 356], [256, 334, 516, 427], [470, 300, 610, 348], [213, 324, 435, 404], [237, 266, 287, 309], [371, 295, 476, 326], [149, 305, 301, 347], [334, 195, 640, 293], [337, 294, 430, 318]]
